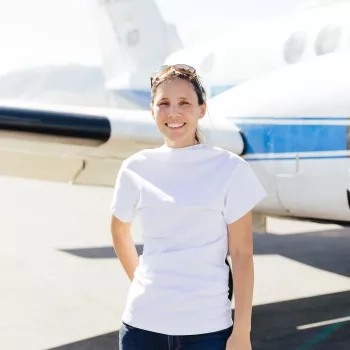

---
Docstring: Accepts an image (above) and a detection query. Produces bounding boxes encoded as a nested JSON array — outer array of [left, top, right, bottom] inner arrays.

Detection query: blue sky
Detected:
[[0, 0, 304, 76]]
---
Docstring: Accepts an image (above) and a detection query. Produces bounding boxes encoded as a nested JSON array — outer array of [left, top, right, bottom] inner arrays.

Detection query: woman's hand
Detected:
[[226, 331, 252, 350]]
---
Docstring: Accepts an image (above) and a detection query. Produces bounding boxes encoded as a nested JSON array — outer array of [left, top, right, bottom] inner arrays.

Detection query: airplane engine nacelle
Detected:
[[0, 102, 245, 187]]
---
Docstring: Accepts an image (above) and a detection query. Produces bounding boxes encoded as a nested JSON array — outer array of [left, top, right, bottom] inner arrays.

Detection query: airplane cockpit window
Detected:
[[283, 31, 307, 64], [315, 25, 342, 55]]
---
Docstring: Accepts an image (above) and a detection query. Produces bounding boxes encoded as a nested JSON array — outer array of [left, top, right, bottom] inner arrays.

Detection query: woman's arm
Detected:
[[227, 210, 254, 335], [110, 216, 139, 281]]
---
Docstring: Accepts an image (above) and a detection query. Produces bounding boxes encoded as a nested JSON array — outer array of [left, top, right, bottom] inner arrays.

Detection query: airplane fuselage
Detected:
[[208, 50, 350, 224]]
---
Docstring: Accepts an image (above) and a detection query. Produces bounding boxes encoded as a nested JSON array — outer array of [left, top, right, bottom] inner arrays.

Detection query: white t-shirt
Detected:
[[110, 143, 266, 335]]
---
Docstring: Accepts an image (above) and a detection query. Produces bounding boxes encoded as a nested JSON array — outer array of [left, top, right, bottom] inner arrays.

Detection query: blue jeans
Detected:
[[119, 322, 233, 349]]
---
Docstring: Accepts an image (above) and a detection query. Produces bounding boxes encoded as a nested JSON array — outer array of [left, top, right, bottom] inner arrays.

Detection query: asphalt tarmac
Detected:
[[1, 176, 349, 350]]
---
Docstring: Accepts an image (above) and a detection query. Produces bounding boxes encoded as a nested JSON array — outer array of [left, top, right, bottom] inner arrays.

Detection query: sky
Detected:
[[0, 0, 307, 76]]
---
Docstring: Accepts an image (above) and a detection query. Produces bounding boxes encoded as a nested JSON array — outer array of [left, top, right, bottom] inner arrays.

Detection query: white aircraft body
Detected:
[[93, 0, 350, 108], [0, 0, 349, 232]]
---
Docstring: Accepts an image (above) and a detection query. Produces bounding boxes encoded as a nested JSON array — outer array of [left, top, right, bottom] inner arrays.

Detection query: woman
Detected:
[[110, 64, 266, 349]]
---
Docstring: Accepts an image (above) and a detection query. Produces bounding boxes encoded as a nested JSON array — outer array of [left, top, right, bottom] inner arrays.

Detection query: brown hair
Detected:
[[151, 69, 207, 143]]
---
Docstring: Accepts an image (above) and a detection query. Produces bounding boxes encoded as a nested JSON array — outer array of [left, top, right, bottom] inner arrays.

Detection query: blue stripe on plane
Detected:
[[113, 86, 234, 108], [115, 89, 152, 108], [237, 123, 348, 155]]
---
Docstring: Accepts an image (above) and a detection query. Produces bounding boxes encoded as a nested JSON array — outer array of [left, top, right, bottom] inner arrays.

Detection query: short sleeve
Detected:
[[110, 161, 140, 223], [223, 159, 267, 224]]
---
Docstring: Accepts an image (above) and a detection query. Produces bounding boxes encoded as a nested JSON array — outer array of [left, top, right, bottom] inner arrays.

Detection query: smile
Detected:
[[166, 123, 186, 130]]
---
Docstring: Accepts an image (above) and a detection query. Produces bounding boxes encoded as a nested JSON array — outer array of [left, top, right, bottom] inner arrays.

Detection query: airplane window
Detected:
[[315, 25, 342, 55], [126, 29, 139, 47], [283, 31, 306, 64]]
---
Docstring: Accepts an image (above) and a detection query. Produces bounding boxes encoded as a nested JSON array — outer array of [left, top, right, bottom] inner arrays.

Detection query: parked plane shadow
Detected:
[[253, 227, 350, 277], [60, 245, 144, 259], [60, 226, 350, 277], [47, 290, 350, 350]]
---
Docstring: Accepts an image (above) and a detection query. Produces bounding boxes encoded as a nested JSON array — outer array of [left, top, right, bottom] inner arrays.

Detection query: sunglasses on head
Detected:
[[150, 64, 197, 86]]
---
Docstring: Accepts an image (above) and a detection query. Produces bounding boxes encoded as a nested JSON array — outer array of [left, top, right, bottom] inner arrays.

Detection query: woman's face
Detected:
[[151, 77, 206, 148]]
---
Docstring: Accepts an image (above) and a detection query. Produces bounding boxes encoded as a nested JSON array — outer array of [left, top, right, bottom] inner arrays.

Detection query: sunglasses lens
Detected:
[[151, 64, 195, 78], [173, 64, 195, 74], [150, 64, 197, 87]]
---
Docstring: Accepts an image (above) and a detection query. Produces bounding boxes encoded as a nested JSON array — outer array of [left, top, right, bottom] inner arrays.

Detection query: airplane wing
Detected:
[[0, 101, 244, 187]]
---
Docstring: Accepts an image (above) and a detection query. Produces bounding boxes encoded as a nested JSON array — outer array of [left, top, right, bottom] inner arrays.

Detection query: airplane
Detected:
[[0, 0, 350, 233], [92, 0, 350, 109], [1, 49, 349, 232]]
